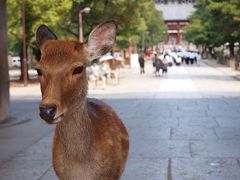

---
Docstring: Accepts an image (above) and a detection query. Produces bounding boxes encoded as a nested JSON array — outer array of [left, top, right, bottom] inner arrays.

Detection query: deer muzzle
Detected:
[[39, 104, 64, 124]]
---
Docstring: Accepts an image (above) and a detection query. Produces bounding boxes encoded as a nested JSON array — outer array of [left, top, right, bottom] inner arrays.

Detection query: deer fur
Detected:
[[36, 21, 129, 180]]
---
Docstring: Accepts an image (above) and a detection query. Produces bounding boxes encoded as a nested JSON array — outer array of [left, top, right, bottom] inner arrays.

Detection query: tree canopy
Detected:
[[7, 0, 166, 55], [184, 0, 240, 56], [7, 0, 72, 55]]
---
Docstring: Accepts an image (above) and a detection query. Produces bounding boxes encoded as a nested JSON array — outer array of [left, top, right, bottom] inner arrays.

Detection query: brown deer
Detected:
[[35, 21, 129, 180]]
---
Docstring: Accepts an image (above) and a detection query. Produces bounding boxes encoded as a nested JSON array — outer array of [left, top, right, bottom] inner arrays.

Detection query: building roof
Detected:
[[156, 2, 195, 21]]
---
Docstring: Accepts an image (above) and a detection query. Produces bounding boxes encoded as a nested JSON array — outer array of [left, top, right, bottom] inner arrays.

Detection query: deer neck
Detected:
[[56, 99, 93, 159]]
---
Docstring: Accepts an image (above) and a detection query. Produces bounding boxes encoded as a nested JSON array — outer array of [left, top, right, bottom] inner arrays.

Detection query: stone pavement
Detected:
[[1, 60, 240, 179]]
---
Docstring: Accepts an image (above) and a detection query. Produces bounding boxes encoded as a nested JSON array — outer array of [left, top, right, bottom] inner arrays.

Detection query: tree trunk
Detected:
[[229, 42, 234, 57], [0, 0, 10, 122], [202, 46, 208, 59], [20, 45, 29, 81], [20, 1, 28, 84], [208, 47, 213, 59]]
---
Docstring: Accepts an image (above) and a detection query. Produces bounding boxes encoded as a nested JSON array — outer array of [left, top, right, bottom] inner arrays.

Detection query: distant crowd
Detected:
[[138, 49, 202, 76]]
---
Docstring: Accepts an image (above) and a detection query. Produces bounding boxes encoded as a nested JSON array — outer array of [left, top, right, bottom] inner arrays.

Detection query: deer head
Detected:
[[35, 21, 117, 124]]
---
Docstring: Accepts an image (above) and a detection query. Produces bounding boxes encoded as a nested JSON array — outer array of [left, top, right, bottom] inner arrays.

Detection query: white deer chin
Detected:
[[51, 114, 64, 124]]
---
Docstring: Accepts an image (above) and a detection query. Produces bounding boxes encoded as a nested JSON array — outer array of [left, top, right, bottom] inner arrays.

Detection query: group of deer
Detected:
[[35, 21, 129, 179]]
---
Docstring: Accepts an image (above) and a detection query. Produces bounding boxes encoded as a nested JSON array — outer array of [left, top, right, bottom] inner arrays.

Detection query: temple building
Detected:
[[155, 0, 195, 45]]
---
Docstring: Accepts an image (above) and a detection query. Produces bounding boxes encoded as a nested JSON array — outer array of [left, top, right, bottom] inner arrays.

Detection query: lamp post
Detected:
[[79, 7, 90, 43]]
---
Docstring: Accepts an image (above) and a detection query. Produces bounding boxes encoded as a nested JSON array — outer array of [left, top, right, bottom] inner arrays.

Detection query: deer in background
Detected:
[[35, 21, 129, 180]]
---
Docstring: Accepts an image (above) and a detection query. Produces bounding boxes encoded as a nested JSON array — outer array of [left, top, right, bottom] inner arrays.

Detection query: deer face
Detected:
[[36, 21, 117, 124]]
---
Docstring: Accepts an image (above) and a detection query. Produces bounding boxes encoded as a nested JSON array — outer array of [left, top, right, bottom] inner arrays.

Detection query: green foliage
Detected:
[[7, 0, 73, 55], [184, 0, 240, 55], [7, 0, 22, 54], [142, 5, 167, 48], [7, 0, 166, 54], [65, 0, 166, 49], [207, 0, 240, 43]]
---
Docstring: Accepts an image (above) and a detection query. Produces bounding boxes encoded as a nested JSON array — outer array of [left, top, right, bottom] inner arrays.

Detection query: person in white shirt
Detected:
[[91, 63, 100, 88]]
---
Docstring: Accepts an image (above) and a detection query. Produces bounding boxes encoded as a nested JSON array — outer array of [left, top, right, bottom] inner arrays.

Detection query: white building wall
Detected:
[[156, 1, 195, 21]]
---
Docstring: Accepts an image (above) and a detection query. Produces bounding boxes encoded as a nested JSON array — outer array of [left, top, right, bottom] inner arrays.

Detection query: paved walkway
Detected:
[[1, 60, 240, 179]]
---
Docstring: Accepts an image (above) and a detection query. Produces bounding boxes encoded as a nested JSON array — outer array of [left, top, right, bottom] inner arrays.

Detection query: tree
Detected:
[[62, 0, 166, 49], [7, 0, 73, 67], [207, 0, 240, 56], [140, 3, 166, 49], [184, 0, 222, 50], [184, 0, 240, 56], [0, 0, 10, 122], [8, 0, 166, 56]]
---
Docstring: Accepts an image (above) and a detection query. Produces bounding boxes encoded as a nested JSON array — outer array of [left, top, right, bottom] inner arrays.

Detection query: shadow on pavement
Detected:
[[1, 95, 240, 179]]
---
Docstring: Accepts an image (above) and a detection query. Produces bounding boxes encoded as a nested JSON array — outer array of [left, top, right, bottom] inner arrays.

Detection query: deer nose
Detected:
[[39, 104, 57, 122]]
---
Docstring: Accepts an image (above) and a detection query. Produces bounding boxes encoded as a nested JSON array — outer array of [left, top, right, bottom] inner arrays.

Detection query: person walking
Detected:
[[162, 54, 168, 75], [155, 54, 162, 77], [138, 53, 145, 74], [152, 53, 158, 76], [91, 63, 100, 88], [100, 61, 110, 89]]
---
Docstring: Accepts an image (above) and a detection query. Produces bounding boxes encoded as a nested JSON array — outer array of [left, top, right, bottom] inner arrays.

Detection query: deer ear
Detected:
[[36, 25, 57, 50], [86, 21, 117, 61]]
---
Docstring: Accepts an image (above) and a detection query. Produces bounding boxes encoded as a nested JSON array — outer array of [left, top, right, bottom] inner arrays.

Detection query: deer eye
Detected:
[[35, 68, 42, 76], [73, 66, 84, 75]]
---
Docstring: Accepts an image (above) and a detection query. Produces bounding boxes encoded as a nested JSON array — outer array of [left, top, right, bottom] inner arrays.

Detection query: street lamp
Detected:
[[79, 7, 91, 43]]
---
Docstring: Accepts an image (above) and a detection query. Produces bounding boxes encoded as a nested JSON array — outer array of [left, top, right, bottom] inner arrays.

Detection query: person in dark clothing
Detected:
[[155, 56, 162, 76], [162, 54, 168, 75], [138, 54, 145, 74], [152, 53, 157, 76]]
